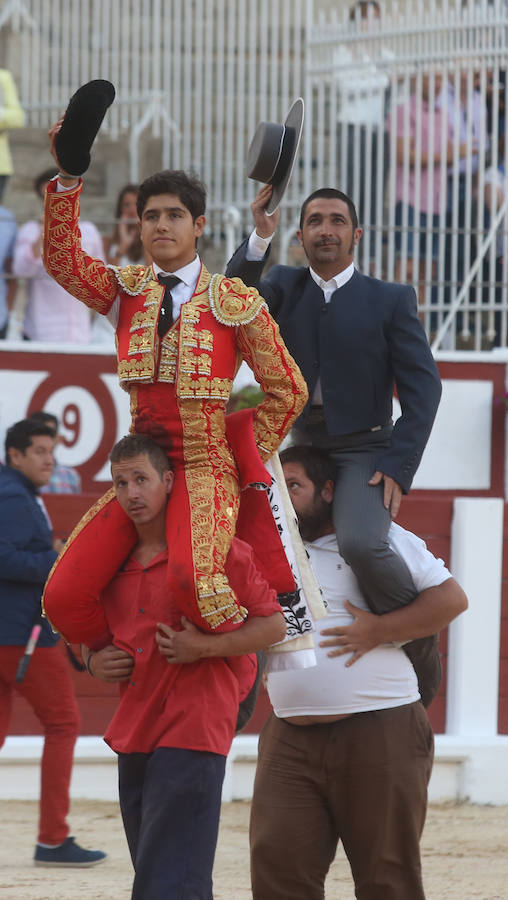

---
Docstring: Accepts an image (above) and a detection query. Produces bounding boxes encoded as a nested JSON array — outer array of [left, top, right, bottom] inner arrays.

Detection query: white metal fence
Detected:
[[3, 0, 308, 247], [306, 0, 508, 350], [3, 0, 508, 348]]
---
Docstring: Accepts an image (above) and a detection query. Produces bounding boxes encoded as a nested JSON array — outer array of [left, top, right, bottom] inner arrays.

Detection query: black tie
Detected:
[[157, 273, 181, 337]]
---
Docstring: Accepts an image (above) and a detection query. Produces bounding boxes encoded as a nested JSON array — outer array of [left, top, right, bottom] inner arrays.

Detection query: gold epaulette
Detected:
[[107, 264, 155, 297], [208, 274, 267, 327]]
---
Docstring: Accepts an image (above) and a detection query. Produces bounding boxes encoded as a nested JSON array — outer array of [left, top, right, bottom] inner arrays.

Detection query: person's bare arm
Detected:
[[320, 577, 467, 664], [82, 644, 134, 682], [156, 612, 286, 665]]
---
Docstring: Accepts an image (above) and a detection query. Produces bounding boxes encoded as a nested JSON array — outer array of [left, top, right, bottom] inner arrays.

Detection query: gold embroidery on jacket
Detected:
[[178, 374, 232, 400], [236, 305, 308, 459], [109, 265, 154, 296], [180, 399, 245, 629], [128, 330, 152, 355], [159, 329, 179, 384], [209, 274, 266, 325], [44, 190, 117, 314], [118, 358, 155, 383]]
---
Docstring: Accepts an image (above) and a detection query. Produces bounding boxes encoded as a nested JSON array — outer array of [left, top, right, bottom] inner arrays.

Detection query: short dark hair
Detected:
[[279, 445, 336, 495], [5, 418, 56, 465], [29, 411, 58, 434], [299, 188, 358, 231], [136, 170, 206, 221], [109, 434, 173, 478], [34, 168, 58, 198]]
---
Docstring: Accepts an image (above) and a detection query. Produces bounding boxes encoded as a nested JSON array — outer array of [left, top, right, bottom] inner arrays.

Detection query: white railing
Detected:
[[3, 0, 309, 246], [3, 1, 508, 348], [306, 0, 508, 350]]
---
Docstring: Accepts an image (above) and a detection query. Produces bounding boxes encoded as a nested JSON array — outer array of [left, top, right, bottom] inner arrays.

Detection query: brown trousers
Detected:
[[250, 703, 434, 900]]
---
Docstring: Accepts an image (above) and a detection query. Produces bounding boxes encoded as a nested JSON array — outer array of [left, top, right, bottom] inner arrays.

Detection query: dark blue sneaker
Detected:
[[34, 836, 107, 867]]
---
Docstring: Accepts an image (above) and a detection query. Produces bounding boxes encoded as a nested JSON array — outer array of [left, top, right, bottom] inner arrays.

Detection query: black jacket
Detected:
[[0, 466, 59, 646], [226, 241, 442, 493]]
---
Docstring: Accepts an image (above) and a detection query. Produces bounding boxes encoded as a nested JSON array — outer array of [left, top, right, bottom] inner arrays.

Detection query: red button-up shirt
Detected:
[[101, 538, 280, 757]]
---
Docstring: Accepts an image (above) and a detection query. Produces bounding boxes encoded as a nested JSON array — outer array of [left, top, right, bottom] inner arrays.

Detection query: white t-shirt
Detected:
[[267, 523, 451, 717]]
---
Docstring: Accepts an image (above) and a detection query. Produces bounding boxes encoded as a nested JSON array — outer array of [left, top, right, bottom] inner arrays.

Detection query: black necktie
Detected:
[[157, 273, 181, 337]]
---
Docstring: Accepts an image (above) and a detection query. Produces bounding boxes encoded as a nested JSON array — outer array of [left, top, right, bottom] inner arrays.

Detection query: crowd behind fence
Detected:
[[2, 0, 508, 349], [306, 0, 508, 350]]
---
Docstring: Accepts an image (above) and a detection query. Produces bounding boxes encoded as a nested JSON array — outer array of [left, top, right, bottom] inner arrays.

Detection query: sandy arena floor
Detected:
[[0, 799, 506, 899]]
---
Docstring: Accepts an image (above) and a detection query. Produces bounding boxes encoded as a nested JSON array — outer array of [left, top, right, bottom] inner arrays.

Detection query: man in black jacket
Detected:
[[226, 184, 443, 704]]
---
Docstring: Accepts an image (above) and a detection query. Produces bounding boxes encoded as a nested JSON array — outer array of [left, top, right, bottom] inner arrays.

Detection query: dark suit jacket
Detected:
[[0, 466, 59, 647], [226, 240, 442, 493]]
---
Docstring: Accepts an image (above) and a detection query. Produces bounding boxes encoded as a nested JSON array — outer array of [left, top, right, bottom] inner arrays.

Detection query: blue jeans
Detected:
[[118, 746, 226, 900]]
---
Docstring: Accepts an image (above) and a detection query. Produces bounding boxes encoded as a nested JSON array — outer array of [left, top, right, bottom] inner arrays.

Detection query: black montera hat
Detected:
[[246, 98, 304, 215], [55, 79, 116, 176]]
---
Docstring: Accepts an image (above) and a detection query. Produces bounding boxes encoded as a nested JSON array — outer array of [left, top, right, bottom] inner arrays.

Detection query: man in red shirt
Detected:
[[82, 433, 285, 900]]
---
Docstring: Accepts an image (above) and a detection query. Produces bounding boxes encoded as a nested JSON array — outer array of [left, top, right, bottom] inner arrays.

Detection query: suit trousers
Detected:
[[0, 643, 80, 844], [118, 746, 226, 900], [327, 428, 417, 612], [250, 704, 434, 900]]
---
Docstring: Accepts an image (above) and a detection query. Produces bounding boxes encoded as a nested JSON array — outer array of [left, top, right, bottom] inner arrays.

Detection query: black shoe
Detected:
[[34, 836, 107, 867], [403, 634, 442, 708]]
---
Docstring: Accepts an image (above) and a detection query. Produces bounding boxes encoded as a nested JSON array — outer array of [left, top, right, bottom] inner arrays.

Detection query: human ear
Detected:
[[321, 479, 335, 504], [164, 470, 175, 494], [194, 215, 206, 238]]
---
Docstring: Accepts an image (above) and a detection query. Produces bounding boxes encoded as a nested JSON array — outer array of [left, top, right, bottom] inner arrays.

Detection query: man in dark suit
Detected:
[[226, 184, 443, 705]]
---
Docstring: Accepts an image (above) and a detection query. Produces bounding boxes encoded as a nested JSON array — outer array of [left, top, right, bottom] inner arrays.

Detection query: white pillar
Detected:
[[446, 497, 504, 736]]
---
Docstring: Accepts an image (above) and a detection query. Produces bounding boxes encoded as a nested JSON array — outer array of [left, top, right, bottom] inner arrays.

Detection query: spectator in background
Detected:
[[388, 71, 458, 316], [335, 1, 393, 265], [0, 203, 16, 339], [482, 132, 508, 345], [28, 411, 81, 494], [12, 168, 104, 343], [104, 184, 145, 266], [91, 184, 145, 345], [0, 418, 106, 867], [484, 133, 507, 261], [441, 69, 488, 332], [0, 69, 25, 203]]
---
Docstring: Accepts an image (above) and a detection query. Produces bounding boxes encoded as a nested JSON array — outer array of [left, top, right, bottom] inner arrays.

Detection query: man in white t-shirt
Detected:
[[250, 445, 467, 900]]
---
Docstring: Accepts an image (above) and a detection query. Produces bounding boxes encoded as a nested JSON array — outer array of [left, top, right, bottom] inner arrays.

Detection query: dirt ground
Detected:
[[0, 799, 506, 899]]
